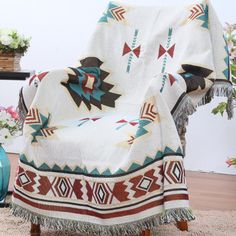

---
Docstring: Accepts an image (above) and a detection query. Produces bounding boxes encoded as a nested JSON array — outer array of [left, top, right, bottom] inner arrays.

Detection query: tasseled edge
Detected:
[[197, 81, 234, 119], [17, 87, 28, 129], [172, 95, 196, 137], [173, 81, 234, 138], [10, 203, 195, 236]]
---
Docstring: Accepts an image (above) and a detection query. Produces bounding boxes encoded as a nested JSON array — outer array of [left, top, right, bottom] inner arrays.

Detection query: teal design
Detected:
[[196, 4, 208, 29], [135, 119, 151, 139], [19, 146, 183, 177], [0, 145, 10, 202], [29, 112, 52, 143], [69, 67, 105, 102], [62, 57, 121, 111], [99, 2, 125, 23], [223, 37, 230, 80]]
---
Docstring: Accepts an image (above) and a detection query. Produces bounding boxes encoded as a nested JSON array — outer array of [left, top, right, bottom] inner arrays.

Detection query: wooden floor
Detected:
[[8, 153, 236, 211]]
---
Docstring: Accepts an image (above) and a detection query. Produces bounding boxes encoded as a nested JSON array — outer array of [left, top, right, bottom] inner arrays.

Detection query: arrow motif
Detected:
[[122, 43, 141, 58]]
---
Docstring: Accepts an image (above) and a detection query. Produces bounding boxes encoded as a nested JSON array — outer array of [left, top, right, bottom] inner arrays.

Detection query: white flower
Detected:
[[0, 128, 12, 144], [0, 34, 13, 46], [0, 28, 13, 36], [20, 40, 25, 47], [10, 40, 19, 49]]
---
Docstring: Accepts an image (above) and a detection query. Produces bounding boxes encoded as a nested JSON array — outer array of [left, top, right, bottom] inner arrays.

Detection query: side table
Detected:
[[0, 70, 34, 81]]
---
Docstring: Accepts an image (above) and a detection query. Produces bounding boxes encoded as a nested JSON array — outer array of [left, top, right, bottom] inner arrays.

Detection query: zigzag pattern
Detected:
[[188, 4, 204, 21], [110, 6, 126, 21], [19, 146, 183, 177], [140, 102, 157, 121], [99, 3, 126, 23], [187, 3, 208, 29], [25, 108, 41, 125], [40, 127, 57, 138]]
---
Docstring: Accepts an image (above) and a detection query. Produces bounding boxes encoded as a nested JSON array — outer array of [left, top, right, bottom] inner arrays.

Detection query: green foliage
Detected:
[[0, 29, 31, 54], [212, 102, 227, 116], [212, 23, 236, 116]]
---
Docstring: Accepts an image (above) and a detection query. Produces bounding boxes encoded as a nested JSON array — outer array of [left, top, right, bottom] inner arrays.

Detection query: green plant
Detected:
[[212, 23, 236, 116], [0, 29, 31, 54]]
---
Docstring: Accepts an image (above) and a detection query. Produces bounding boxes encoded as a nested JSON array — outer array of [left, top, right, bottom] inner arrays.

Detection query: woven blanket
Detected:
[[12, 1, 232, 235]]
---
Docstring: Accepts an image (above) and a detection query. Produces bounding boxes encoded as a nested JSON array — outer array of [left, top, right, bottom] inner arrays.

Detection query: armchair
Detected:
[[12, 1, 232, 236]]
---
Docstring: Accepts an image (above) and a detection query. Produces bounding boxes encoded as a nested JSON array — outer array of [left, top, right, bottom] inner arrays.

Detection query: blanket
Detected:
[[12, 1, 232, 235]]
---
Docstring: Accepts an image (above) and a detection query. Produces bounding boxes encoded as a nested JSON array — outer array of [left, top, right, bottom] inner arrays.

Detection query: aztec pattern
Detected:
[[19, 146, 183, 177], [186, 3, 209, 29], [25, 108, 57, 143], [61, 57, 121, 110], [13, 1, 231, 234], [29, 71, 49, 86], [157, 28, 176, 92], [99, 2, 126, 23], [122, 29, 141, 73], [178, 64, 213, 93]]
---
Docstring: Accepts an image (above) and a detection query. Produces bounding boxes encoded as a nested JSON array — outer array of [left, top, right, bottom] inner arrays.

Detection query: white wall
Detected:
[[0, 0, 235, 175]]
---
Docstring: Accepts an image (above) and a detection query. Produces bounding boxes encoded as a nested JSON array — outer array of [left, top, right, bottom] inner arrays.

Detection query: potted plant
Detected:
[[0, 29, 31, 71], [212, 23, 236, 168], [0, 106, 21, 203]]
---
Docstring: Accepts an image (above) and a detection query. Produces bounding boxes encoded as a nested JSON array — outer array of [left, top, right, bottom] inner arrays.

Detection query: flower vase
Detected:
[[0, 52, 21, 71], [0, 144, 10, 202]]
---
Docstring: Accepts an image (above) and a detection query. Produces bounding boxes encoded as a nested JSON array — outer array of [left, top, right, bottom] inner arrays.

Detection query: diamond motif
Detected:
[[54, 177, 71, 197], [59, 179, 67, 196], [97, 185, 105, 202], [19, 173, 31, 186], [173, 163, 181, 181], [93, 183, 112, 204], [137, 177, 153, 191]]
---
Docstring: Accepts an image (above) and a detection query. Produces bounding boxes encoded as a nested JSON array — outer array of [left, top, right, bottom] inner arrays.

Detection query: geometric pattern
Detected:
[[99, 2, 126, 23], [29, 71, 49, 86], [25, 108, 57, 143], [158, 28, 175, 92], [19, 146, 183, 177], [77, 117, 101, 127], [187, 3, 209, 29], [115, 119, 139, 130], [61, 57, 121, 110], [124, 167, 163, 199], [178, 64, 213, 93], [16, 164, 166, 204], [122, 29, 141, 73], [164, 161, 185, 184], [89, 182, 114, 205], [140, 102, 158, 122]]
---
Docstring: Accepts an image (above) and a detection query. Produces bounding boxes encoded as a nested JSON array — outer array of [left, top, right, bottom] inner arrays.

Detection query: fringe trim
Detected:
[[11, 203, 195, 236], [17, 87, 28, 129], [197, 82, 234, 119], [172, 95, 196, 136], [173, 81, 234, 137]]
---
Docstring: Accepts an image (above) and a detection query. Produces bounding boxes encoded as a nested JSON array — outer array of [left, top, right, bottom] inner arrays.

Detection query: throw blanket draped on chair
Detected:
[[12, 0, 232, 235]]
